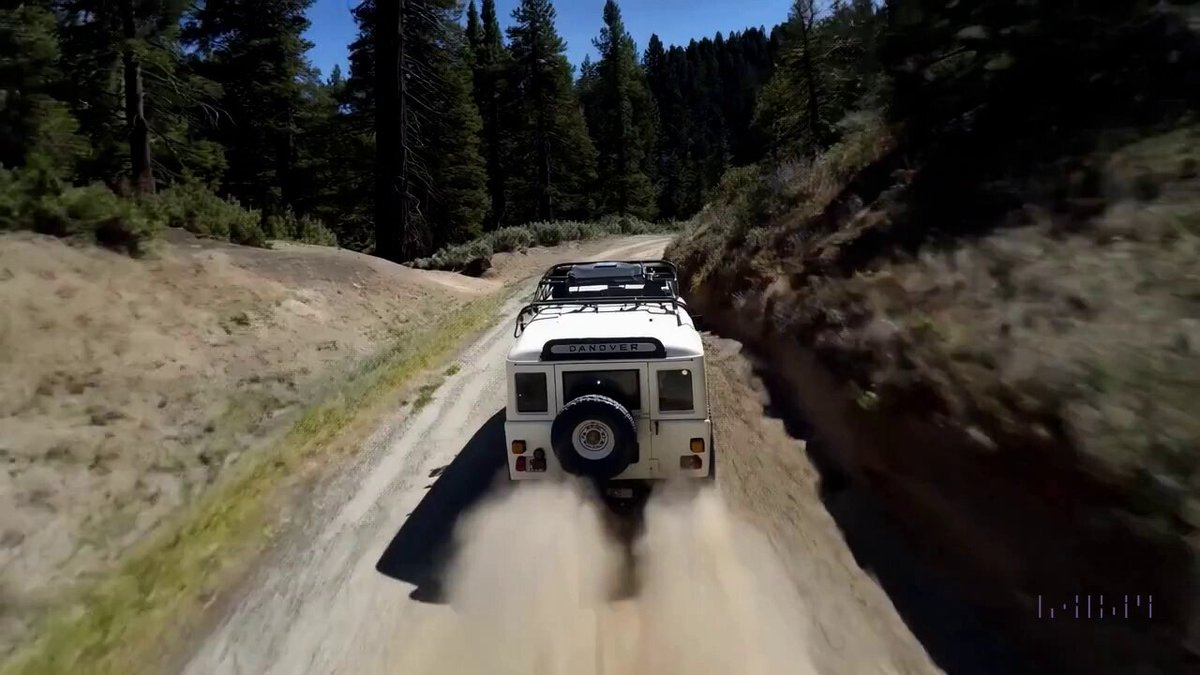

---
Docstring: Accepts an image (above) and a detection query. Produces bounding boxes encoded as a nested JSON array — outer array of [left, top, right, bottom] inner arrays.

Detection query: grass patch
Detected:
[[1, 290, 512, 675], [444, 363, 461, 376], [411, 380, 443, 412]]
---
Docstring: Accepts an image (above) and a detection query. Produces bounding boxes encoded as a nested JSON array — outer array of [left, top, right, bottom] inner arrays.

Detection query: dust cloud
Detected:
[[398, 480, 817, 675]]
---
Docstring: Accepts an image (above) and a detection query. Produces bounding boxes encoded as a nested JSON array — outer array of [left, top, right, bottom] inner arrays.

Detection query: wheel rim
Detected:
[[572, 420, 615, 460]]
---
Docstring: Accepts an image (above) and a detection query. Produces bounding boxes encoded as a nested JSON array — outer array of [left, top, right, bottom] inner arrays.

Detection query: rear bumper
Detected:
[[505, 419, 712, 480]]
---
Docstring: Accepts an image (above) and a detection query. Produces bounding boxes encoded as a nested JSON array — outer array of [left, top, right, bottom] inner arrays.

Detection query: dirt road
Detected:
[[181, 237, 942, 675]]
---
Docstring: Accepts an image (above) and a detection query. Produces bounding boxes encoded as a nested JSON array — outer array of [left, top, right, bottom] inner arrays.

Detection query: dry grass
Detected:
[[0, 290, 512, 675], [0, 231, 485, 659]]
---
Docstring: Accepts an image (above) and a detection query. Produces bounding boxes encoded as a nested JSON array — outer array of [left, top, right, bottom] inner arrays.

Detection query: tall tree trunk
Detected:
[[487, 92, 506, 227], [375, 0, 407, 261], [797, 3, 823, 154], [120, 0, 154, 195], [531, 13, 552, 221], [278, 105, 295, 211]]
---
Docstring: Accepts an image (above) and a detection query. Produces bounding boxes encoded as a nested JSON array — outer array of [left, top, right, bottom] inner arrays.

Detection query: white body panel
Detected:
[[508, 305, 703, 363], [505, 354, 712, 481], [504, 262, 712, 482]]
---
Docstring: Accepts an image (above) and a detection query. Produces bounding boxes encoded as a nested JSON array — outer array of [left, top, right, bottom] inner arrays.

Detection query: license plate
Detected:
[[607, 487, 634, 499]]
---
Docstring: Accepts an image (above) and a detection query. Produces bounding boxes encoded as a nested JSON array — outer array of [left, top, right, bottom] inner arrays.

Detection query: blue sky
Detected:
[[304, 0, 793, 79]]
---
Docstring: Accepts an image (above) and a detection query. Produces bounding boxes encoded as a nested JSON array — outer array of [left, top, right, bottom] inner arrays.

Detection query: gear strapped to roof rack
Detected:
[[514, 260, 687, 337]]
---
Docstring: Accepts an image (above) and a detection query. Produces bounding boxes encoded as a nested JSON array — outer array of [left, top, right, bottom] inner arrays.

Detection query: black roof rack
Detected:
[[514, 259, 687, 337], [539, 259, 678, 284]]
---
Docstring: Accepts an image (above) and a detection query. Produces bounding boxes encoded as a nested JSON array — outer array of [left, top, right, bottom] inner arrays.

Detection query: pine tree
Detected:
[[350, 0, 488, 259], [421, 18, 488, 249], [0, 2, 85, 174], [186, 0, 316, 213], [586, 0, 658, 219], [468, 0, 512, 229], [49, 0, 217, 189], [466, 0, 482, 48], [506, 0, 597, 223], [119, 0, 153, 194], [642, 34, 686, 219], [755, 0, 838, 158], [288, 68, 355, 238]]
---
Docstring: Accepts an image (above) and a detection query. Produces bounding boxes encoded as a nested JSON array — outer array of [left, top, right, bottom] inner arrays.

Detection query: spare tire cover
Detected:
[[551, 394, 637, 480]]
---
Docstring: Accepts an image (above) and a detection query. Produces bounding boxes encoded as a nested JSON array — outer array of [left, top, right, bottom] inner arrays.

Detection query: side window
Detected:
[[657, 369, 694, 412], [514, 372, 548, 413]]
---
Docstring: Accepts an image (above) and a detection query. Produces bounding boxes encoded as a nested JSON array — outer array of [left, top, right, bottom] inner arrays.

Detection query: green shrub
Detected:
[[412, 238, 495, 271], [556, 221, 586, 241], [0, 167, 160, 256], [489, 226, 536, 253], [228, 214, 266, 247], [265, 209, 338, 247], [531, 221, 565, 247], [147, 183, 266, 247]]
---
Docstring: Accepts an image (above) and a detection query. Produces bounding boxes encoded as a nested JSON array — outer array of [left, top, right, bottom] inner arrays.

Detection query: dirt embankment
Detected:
[[0, 230, 634, 658], [667, 125, 1200, 673]]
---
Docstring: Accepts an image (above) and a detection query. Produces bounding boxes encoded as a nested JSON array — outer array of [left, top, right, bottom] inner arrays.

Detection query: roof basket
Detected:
[[540, 259, 678, 284], [514, 260, 689, 337]]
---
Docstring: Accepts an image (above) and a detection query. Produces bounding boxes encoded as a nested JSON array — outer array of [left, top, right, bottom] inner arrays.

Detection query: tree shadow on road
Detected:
[[374, 409, 507, 604]]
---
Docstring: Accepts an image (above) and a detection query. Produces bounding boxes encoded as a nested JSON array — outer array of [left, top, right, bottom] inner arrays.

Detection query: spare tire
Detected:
[[551, 394, 637, 480]]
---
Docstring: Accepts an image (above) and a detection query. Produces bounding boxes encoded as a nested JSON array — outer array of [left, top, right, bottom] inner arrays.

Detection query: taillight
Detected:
[[512, 440, 526, 455], [680, 455, 702, 470], [515, 456, 527, 472], [690, 438, 705, 453], [528, 448, 546, 472]]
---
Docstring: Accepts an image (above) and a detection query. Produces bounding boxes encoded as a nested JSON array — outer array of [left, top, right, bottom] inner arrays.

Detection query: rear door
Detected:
[[553, 362, 653, 476]]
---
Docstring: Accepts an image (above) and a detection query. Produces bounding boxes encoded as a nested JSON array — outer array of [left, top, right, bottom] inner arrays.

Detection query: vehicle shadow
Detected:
[[374, 409, 507, 604], [747, 356, 1041, 675]]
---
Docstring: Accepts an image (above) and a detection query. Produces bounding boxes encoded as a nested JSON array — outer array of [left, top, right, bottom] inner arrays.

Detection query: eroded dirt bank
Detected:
[[678, 288, 1196, 674]]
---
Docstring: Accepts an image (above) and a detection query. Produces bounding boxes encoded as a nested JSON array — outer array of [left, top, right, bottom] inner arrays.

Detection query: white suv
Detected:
[[504, 260, 714, 494]]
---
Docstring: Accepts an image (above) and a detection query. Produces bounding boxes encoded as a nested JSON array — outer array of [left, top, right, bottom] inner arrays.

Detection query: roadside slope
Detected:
[[0, 232, 667, 672], [667, 121, 1200, 673]]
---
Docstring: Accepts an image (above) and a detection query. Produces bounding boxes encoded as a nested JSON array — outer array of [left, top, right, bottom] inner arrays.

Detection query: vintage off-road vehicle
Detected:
[[504, 260, 713, 497]]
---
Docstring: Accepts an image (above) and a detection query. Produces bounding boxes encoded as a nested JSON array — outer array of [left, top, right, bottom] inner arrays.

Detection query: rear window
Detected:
[[514, 372, 548, 413], [562, 370, 641, 411]]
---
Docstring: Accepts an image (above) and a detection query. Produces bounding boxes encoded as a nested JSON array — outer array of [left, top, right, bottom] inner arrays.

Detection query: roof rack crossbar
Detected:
[[513, 294, 686, 337], [539, 259, 678, 283]]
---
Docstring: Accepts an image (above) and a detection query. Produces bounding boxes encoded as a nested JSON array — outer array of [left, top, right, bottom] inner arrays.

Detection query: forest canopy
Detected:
[[13, 0, 1148, 263]]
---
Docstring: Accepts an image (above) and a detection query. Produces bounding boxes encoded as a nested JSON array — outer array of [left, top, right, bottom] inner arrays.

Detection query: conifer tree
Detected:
[[506, 0, 597, 223], [186, 0, 316, 212], [467, 0, 512, 229], [0, 2, 84, 174], [586, 0, 658, 219], [349, 0, 488, 259]]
